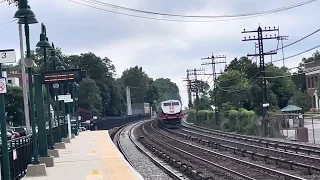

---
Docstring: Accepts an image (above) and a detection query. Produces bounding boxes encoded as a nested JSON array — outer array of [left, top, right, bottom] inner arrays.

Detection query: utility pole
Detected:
[[187, 68, 205, 111], [242, 25, 280, 137], [255, 43, 258, 64], [201, 55, 226, 125], [183, 70, 193, 108], [278, 35, 289, 67]]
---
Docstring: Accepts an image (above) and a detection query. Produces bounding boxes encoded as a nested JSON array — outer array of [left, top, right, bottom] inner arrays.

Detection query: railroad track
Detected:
[[163, 125, 320, 176], [182, 119, 320, 157], [140, 120, 306, 180], [112, 121, 185, 180]]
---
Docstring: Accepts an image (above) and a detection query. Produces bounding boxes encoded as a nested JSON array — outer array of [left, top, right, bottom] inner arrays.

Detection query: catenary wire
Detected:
[[68, 0, 317, 22], [268, 27, 320, 53], [80, 0, 317, 19], [273, 44, 320, 63], [0, 19, 16, 27], [263, 66, 320, 79]]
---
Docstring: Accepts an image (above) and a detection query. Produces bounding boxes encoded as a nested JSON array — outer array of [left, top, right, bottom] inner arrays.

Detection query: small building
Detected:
[[280, 105, 308, 142], [280, 105, 303, 128]]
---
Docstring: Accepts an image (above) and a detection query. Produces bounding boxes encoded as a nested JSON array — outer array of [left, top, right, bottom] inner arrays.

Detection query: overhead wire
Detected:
[[68, 0, 317, 22], [0, 19, 16, 27], [272, 43, 320, 63], [268, 27, 320, 53], [77, 0, 317, 19], [263, 66, 320, 79]]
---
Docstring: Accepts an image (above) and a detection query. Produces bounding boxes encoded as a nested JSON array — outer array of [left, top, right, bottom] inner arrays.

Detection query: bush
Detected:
[[197, 110, 209, 122], [221, 108, 258, 135], [187, 109, 197, 123]]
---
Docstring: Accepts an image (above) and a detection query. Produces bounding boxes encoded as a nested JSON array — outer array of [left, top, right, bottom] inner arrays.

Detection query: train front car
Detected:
[[157, 100, 182, 129]]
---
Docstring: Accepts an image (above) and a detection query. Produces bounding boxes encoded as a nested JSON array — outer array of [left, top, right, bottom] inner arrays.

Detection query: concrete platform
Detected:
[[22, 130, 143, 180]]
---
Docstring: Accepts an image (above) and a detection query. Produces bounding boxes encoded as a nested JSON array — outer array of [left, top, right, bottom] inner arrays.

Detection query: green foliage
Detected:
[[219, 108, 257, 135], [5, 86, 24, 126], [187, 109, 196, 123], [120, 66, 181, 109], [153, 78, 181, 101], [78, 78, 102, 116]]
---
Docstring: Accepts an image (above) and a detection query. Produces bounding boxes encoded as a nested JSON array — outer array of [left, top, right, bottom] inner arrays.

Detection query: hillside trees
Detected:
[[120, 66, 181, 109], [4, 47, 181, 122]]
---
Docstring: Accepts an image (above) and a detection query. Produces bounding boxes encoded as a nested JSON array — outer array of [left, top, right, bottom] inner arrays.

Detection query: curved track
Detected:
[[112, 121, 185, 180]]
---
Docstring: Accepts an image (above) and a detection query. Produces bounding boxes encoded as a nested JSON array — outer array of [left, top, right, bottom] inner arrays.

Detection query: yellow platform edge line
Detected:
[[96, 130, 144, 180]]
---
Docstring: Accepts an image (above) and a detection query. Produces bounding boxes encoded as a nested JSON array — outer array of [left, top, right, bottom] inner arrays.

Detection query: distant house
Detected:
[[1, 71, 29, 88]]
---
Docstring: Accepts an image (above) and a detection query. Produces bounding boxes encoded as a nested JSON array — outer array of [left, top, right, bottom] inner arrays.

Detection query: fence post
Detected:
[[312, 116, 316, 143]]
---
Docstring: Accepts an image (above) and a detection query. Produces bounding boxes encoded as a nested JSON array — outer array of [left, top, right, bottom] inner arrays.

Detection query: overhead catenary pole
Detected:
[[201, 55, 226, 125], [242, 25, 280, 137], [18, 23, 31, 134], [186, 68, 205, 111], [183, 70, 193, 108], [126, 86, 132, 115], [278, 35, 289, 67]]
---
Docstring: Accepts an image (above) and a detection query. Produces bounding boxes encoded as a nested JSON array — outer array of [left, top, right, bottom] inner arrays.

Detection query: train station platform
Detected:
[[23, 130, 143, 180]]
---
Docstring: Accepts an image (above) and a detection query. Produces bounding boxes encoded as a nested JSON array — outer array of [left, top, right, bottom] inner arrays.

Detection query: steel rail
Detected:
[[150, 122, 307, 180]]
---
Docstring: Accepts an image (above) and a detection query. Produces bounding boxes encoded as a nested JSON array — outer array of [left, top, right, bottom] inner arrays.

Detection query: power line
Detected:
[[268, 27, 320, 53], [218, 71, 260, 89], [79, 0, 317, 19], [273, 43, 320, 63], [68, 0, 317, 22], [217, 77, 260, 92], [263, 66, 320, 79], [0, 19, 16, 27]]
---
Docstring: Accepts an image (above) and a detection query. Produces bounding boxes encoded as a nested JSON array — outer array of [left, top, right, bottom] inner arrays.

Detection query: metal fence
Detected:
[[0, 124, 68, 180], [95, 113, 151, 130], [267, 113, 320, 144]]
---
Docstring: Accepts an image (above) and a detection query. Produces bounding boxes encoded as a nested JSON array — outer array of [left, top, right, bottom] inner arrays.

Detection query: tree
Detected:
[[120, 66, 150, 103], [5, 86, 24, 126], [78, 78, 102, 116], [153, 78, 181, 101], [265, 65, 295, 109], [216, 70, 250, 109], [290, 91, 309, 112], [225, 57, 259, 80]]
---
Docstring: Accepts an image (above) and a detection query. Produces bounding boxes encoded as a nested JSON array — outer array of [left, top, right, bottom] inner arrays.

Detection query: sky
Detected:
[[0, 0, 320, 107]]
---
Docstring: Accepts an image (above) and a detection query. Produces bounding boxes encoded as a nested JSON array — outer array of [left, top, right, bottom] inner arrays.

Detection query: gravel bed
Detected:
[[118, 122, 176, 180], [157, 127, 320, 180]]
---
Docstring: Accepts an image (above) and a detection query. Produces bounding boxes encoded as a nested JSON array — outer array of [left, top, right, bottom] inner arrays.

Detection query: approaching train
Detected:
[[156, 99, 183, 128]]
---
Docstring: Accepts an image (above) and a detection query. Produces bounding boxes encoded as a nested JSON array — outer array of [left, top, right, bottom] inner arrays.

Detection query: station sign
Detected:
[[41, 69, 87, 84], [58, 94, 71, 101], [64, 99, 73, 103], [0, 49, 16, 63]]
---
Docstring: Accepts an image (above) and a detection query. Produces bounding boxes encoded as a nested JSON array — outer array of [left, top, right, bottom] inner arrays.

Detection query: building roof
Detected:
[[280, 105, 302, 112]]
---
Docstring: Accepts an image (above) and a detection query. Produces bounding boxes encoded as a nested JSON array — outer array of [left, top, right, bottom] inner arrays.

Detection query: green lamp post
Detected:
[[73, 82, 80, 131], [56, 62, 67, 138], [36, 23, 54, 149], [14, 0, 39, 165], [48, 43, 62, 142]]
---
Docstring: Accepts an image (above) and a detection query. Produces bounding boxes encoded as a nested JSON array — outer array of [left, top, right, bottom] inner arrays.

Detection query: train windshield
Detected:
[[172, 102, 180, 106], [163, 102, 180, 106]]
